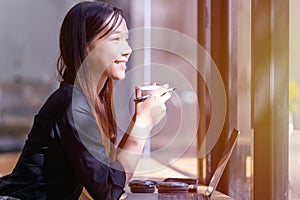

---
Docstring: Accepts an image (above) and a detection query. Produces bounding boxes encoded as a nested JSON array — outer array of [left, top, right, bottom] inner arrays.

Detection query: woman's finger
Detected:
[[152, 84, 169, 97], [160, 91, 171, 103]]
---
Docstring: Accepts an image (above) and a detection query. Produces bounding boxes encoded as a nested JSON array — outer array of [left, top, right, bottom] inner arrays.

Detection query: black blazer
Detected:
[[0, 83, 125, 200]]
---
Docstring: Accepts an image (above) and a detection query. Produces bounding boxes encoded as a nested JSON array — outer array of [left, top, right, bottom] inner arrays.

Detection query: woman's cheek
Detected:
[[98, 43, 120, 68], [89, 43, 119, 71]]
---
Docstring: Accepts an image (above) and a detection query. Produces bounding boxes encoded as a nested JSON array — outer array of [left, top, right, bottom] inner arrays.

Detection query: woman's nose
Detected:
[[121, 41, 132, 57]]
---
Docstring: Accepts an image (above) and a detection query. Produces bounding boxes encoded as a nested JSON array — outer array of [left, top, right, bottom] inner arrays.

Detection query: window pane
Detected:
[[289, 0, 300, 199]]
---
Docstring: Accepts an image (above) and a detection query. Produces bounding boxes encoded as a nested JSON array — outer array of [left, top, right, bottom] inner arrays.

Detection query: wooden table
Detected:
[[121, 186, 234, 200], [0, 152, 20, 176]]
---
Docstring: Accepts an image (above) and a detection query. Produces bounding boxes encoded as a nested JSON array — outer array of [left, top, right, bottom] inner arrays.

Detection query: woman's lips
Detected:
[[115, 60, 127, 64], [115, 60, 127, 69]]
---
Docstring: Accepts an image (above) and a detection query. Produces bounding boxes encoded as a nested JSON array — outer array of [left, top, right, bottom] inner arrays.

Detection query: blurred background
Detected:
[[0, 0, 71, 152], [0, 0, 299, 200]]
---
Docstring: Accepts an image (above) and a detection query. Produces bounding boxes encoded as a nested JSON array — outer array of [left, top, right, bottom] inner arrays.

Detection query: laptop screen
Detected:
[[205, 128, 240, 197]]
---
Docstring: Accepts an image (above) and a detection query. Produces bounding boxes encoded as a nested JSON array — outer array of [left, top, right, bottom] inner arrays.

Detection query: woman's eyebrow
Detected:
[[111, 30, 128, 35]]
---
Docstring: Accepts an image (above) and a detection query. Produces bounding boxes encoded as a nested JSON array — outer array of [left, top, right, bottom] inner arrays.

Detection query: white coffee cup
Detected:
[[139, 85, 162, 96], [133, 84, 162, 102], [134, 84, 175, 102]]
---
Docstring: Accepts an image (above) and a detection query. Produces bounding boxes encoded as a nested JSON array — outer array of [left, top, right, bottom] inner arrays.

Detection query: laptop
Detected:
[[202, 127, 239, 199], [122, 128, 239, 200]]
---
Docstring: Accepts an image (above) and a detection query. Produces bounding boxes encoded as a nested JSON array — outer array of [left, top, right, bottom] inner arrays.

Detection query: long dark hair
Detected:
[[57, 1, 123, 147]]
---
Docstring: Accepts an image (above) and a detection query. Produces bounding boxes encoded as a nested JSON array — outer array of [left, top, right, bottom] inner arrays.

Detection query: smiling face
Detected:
[[87, 17, 132, 88]]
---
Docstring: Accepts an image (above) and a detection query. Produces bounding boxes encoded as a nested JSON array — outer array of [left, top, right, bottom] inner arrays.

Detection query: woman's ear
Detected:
[[86, 45, 91, 54]]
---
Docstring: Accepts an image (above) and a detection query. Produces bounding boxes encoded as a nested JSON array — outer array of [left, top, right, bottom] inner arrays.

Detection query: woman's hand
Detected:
[[134, 84, 171, 128], [117, 84, 172, 184]]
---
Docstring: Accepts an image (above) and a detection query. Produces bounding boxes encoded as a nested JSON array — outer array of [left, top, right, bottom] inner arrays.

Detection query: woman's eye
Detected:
[[112, 37, 121, 41]]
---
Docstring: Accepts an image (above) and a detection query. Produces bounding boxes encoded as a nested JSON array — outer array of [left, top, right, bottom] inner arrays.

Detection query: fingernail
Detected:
[[163, 84, 169, 88]]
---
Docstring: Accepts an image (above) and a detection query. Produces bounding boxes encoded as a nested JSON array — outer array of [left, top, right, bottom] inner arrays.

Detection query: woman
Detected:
[[0, 1, 171, 200]]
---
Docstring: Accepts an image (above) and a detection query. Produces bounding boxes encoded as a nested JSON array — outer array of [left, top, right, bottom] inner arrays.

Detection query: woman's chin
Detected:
[[114, 73, 126, 80]]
